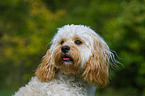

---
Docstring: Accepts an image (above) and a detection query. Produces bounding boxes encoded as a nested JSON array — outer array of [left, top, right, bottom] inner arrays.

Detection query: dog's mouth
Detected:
[[62, 54, 73, 63]]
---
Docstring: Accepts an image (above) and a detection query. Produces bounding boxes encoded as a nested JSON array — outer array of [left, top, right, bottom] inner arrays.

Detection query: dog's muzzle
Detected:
[[61, 46, 70, 53]]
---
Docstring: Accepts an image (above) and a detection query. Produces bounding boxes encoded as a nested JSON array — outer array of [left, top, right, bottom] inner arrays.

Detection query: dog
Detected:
[[14, 24, 115, 96]]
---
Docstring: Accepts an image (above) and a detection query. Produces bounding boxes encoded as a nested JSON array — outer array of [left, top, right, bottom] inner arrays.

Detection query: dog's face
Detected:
[[35, 25, 113, 87], [51, 25, 94, 74]]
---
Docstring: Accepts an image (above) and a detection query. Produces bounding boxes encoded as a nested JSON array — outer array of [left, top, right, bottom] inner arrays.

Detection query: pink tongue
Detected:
[[63, 58, 70, 60]]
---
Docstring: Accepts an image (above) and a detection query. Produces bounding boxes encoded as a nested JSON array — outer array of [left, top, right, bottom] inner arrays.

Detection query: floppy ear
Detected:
[[35, 50, 56, 82], [82, 36, 110, 87]]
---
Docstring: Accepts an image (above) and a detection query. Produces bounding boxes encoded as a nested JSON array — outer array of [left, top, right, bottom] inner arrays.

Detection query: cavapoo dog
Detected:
[[14, 24, 115, 96]]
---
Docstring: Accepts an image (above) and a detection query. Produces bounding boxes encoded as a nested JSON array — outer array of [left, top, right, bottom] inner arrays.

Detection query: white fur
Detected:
[[14, 72, 96, 96]]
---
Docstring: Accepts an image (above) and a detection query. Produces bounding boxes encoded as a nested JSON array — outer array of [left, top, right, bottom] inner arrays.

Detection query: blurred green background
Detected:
[[0, 0, 145, 96]]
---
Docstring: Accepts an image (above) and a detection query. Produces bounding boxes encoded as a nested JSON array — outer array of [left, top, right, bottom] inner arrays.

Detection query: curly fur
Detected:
[[14, 72, 96, 96]]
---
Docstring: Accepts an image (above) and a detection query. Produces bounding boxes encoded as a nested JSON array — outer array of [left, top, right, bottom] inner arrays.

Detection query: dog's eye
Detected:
[[61, 41, 64, 45], [75, 40, 82, 45]]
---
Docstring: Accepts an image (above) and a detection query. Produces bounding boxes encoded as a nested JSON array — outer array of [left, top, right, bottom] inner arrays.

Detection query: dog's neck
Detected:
[[55, 71, 85, 81], [53, 71, 96, 96]]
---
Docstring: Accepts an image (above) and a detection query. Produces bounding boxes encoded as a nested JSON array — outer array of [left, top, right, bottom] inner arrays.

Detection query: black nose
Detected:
[[61, 46, 70, 53]]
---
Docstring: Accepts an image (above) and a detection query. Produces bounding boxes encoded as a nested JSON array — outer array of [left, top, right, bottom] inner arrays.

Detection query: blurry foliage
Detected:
[[0, 0, 145, 95], [103, 1, 145, 94], [0, 0, 65, 89]]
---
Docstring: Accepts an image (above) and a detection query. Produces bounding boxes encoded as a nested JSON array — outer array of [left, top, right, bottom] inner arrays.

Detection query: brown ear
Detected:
[[82, 37, 110, 87], [35, 50, 55, 82]]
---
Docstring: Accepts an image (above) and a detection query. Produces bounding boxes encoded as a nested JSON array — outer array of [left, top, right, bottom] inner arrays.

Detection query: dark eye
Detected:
[[61, 41, 64, 45], [75, 40, 82, 45]]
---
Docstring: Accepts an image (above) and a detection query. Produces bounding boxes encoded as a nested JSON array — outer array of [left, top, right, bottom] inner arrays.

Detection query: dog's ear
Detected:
[[35, 50, 55, 82], [83, 35, 110, 87]]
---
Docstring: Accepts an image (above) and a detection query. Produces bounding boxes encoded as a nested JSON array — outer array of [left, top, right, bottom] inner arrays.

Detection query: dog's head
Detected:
[[35, 24, 114, 87]]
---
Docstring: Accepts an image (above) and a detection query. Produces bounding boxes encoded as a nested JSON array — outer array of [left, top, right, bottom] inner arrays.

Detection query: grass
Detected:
[[0, 89, 15, 96], [95, 87, 139, 96], [0, 87, 140, 96]]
